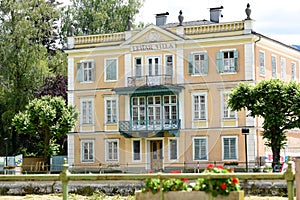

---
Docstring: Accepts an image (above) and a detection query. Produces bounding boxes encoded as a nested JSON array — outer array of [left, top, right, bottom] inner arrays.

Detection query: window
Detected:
[[106, 139, 119, 161], [105, 97, 117, 123], [132, 140, 141, 161], [134, 57, 142, 77], [105, 58, 117, 81], [148, 96, 161, 126], [222, 92, 236, 119], [76, 61, 95, 82], [165, 55, 173, 77], [163, 95, 177, 128], [281, 58, 286, 80], [188, 52, 208, 75], [132, 97, 146, 127], [81, 98, 94, 125], [271, 55, 277, 78], [81, 140, 94, 162], [222, 137, 237, 160], [193, 137, 207, 160], [292, 62, 296, 81], [169, 139, 178, 160], [216, 50, 238, 73], [259, 51, 265, 75], [193, 93, 207, 120]]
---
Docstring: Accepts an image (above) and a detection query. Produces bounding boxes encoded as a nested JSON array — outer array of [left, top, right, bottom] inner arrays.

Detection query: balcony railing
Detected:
[[119, 119, 180, 132], [127, 74, 172, 87]]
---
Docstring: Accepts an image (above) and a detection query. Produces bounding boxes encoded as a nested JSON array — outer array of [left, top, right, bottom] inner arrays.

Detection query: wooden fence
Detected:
[[0, 160, 296, 200]]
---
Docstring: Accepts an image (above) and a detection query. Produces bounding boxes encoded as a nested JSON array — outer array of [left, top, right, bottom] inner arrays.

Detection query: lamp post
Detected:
[[4, 138, 8, 168], [242, 128, 249, 172]]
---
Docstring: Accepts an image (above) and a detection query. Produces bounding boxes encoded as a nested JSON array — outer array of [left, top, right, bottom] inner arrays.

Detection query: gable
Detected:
[[122, 25, 183, 46]]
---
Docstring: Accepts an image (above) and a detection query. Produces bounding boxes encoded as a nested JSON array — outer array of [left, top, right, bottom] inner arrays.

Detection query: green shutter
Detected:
[[111, 59, 117, 80], [234, 50, 239, 72], [203, 52, 208, 74], [188, 54, 194, 74], [216, 52, 224, 73], [91, 61, 95, 81], [76, 62, 83, 82]]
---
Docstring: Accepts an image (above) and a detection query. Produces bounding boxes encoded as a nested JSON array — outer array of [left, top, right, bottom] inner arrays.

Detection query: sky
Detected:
[[135, 0, 300, 45]]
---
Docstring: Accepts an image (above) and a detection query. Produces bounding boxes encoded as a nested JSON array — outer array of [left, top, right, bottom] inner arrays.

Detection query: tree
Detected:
[[60, 0, 144, 37], [12, 96, 78, 167], [0, 0, 67, 154], [228, 79, 300, 167], [34, 74, 68, 103]]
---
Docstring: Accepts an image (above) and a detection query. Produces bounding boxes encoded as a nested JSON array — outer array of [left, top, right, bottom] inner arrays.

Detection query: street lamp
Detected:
[[4, 138, 8, 168], [242, 128, 249, 172]]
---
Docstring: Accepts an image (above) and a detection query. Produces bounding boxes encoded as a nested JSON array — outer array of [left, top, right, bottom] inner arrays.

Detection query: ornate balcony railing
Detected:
[[119, 119, 180, 132], [127, 74, 172, 87], [184, 21, 244, 35]]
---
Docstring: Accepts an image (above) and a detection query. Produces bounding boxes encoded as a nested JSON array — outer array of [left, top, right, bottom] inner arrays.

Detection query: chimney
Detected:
[[156, 12, 169, 26], [210, 6, 223, 23]]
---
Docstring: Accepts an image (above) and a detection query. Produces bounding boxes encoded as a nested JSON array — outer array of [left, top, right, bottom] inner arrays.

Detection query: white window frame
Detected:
[[193, 137, 208, 161], [146, 55, 161, 76], [192, 92, 207, 121], [134, 56, 143, 78], [218, 49, 238, 73], [80, 139, 94, 162], [222, 136, 238, 160], [168, 138, 178, 161], [221, 91, 236, 119], [292, 62, 296, 81], [104, 58, 118, 82], [105, 139, 119, 162], [132, 139, 142, 162], [80, 98, 94, 125], [105, 96, 118, 124], [259, 51, 265, 75], [271, 55, 277, 78], [164, 54, 174, 77], [77, 60, 94, 83], [281, 57, 286, 81]]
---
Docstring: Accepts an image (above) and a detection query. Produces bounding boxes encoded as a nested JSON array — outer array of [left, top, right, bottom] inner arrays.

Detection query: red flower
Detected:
[[206, 164, 214, 169], [220, 183, 227, 190], [216, 166, 224, 169], [232, 177, 239, 184], [182, 178, 188, 184]]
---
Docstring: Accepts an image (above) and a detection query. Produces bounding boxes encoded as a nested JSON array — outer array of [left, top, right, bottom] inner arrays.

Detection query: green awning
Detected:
[[113, 85, 184, 95]]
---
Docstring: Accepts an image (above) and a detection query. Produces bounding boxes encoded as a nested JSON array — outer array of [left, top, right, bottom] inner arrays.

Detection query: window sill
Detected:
[[190, 74, 208, 76], [79, 81, 94, 84]]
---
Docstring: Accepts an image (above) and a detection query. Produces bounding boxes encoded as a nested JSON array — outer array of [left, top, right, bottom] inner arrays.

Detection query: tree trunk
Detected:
[[271, 140, 281, 169], [43, 131, 51, 170]]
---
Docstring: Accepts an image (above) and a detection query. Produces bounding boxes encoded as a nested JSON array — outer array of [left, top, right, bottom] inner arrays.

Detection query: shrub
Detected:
[[192, 164, 240, 197]]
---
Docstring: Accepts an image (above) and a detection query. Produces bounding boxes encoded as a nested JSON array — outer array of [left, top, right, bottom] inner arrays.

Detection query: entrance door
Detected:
[[150, 140, 163, 171]]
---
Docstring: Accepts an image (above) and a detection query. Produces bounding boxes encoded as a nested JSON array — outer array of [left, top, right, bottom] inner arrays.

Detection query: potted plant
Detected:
[[263, 165, 273, 173], [136, 164, 244, 200]]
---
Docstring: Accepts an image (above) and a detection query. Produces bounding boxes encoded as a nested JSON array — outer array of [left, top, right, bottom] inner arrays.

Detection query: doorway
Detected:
[[150, 140, 163, 171]]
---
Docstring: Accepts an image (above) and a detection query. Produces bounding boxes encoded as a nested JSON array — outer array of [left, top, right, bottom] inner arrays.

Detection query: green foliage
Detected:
[[228, 79, 300, 165], [12, 96, 78, 163], [0, 0, 67, 155], [60, 0, 144, 37], [142, 178, 188, 194], [192, 164, 240, 197]]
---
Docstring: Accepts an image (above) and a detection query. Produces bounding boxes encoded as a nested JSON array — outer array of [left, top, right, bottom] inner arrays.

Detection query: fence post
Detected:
[[60, 158, 69, 200], [284, 161, 295, 200], [158, 172, 163, 200], [295, 159, 300, 200]]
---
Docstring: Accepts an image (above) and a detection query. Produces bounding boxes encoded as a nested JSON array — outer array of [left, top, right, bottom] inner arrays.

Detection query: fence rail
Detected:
[[0, 161, 295, 200]]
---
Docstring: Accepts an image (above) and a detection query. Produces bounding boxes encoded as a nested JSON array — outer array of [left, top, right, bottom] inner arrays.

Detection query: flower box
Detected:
[[135, 190, 244, 200]]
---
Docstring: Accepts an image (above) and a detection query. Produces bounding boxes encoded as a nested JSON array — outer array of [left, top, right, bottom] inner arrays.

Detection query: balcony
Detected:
[[127, 74, 172, 87], [119, 119, 181, 137]]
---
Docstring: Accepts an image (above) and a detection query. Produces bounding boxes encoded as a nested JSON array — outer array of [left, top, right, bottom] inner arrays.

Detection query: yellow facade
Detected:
[[66, 17, 300, 172]]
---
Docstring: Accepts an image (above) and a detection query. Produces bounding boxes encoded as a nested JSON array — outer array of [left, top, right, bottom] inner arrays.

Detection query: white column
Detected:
[[124, 53, 131, 87], [176, 48, 184, 84], [244, 43, 255, 80], [67, 134, 75, 166]]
